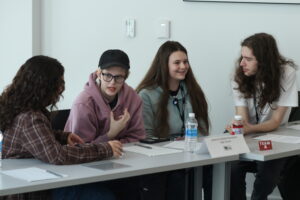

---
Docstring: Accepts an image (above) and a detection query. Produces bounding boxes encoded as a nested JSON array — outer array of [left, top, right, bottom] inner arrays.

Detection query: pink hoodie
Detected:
[[64, 73, 146, 143]]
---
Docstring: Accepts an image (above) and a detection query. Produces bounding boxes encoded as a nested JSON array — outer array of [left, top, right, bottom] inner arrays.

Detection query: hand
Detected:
[[108, 140, 123, 158], [67, 133, 85, 146], [242, 120, 252, 134], [225, 124, 233, 134], [107, 109, 131, 139], [226, 119, 249, 134]]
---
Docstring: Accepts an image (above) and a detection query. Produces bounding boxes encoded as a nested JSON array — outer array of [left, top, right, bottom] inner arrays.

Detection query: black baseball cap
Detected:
[[98, 49, 130, 70]]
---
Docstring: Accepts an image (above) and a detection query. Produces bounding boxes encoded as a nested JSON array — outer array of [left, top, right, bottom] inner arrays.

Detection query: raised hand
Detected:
[[107, 108, 131, 139]]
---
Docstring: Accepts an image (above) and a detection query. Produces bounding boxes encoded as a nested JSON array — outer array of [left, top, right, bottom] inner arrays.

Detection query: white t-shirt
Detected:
[[232, 65, 298, 125]]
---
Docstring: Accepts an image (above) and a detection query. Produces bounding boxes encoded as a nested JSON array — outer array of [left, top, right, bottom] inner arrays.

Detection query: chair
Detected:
[[277, 91, 300, 199], [288, 91, 300, 122], [50, 109, 70, 131]]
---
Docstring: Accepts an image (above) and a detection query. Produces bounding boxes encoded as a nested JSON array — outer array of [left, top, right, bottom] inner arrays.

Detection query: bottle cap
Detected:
[[189, 113, 195, 118], [234, 115, 242, 120]]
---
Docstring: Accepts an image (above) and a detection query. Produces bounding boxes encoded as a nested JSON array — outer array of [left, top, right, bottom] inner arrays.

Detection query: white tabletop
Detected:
[[241, 127, 300, 161], [0, 146, 238, 198]]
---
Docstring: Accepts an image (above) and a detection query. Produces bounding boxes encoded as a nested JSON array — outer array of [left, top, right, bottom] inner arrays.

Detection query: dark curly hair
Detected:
[[136, 41, 209, 137], [0, 55, 65, 132], [234, 33, 295, 109]]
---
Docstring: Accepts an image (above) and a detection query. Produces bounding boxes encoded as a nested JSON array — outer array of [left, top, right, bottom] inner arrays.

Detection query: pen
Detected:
[[251, 133, 267, 138], [46, 170, 64, 178], [134, 143, 152, 149]]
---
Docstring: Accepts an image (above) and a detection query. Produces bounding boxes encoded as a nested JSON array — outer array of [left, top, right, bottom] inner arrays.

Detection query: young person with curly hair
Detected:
[[230, 33, 298, 200], [136, 41, 212, 200], [0, 55, 122, 200]]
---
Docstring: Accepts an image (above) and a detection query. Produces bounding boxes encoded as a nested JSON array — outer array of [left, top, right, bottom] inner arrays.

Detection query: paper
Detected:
[[196, 142, 209, 154], [198, 135, 250, 158], [86, 162, 130, 171], [124, 144, 182, 156], [163, 141, 185, 149], [1, 167, 67, 182], [253, 134, 300, 144], [288, 124, 300, 131]]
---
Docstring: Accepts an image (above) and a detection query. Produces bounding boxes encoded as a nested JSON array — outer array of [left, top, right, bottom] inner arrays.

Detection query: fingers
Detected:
[[67, 133, 75, 146], [111, 140, 122, 148], [72, 133, 85, 144], [96, 69, 101, 77], [226, 124, 231, 130], [108, 140, 123, 158], [115, 109, 130, 123], [114, 148, 122, 158], [226, 124, 232, 131], [67, 133, 85, 147], [68, 139, 75, 146], [118, 108, 130, 123], [110, 111, 114, 120], [123, 109, 131, 121]]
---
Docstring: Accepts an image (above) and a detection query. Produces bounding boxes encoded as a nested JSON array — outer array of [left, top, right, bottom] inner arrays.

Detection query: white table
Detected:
[[0, 144, 238, 200], [241, 127, 300, 161]]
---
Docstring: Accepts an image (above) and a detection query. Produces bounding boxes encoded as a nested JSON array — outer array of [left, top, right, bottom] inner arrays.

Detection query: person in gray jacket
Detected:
[[136, 41, 212, 200]]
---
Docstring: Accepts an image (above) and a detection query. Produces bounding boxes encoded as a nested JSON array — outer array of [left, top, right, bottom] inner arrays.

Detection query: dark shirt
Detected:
[[169, 88, 179, 97], [109, 95, 118, 109]]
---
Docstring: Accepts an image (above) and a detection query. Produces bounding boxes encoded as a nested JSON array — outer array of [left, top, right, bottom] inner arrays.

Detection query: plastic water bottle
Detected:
[[185, 113, 198, 152], [0, 130, 3, 168], [232, 115, 244, 135]]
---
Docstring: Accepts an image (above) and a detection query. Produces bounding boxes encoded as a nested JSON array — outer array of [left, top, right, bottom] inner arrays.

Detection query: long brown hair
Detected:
[[0, 55, 65, 132], [234, 33, 295, 109], [136, 41, 209, 137]]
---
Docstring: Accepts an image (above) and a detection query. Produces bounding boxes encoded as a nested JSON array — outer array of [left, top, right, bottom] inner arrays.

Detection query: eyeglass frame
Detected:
[[101, 72, 126, 84]]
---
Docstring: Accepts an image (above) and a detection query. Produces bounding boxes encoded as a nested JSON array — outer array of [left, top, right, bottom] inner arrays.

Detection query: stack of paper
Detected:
[[124, 144, 182, 156], [163, 141, 206, 153], [1, 167, 67, 182], [163, 141, 185, 150], [288, 124, 300, 131]]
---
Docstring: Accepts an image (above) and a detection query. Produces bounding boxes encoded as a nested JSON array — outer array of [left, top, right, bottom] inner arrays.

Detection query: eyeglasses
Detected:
[[101, 72, 125, 84]]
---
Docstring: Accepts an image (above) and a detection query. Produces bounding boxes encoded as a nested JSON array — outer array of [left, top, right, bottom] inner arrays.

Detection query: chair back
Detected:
[[288, 91, 300, 122], [50, 109, 70, 131]]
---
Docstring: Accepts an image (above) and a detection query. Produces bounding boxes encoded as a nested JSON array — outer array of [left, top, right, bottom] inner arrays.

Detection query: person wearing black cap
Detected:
[[64, 49, 145, 144], [63, 50, 145, 199]]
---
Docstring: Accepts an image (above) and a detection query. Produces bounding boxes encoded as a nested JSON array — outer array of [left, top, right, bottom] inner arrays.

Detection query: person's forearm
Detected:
[[244, 120, 281, 134]]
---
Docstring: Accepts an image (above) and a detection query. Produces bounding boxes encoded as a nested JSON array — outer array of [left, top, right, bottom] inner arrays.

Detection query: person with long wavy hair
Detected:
[[0, 55, 122, 200], [136, 41, 212, 200], [230, 33, 298, 200], [136, 41, 209, 138]]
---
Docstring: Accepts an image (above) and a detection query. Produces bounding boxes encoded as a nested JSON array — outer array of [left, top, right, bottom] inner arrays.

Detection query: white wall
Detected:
[[0, 0, 35, 91], [39, 0, 300, 135], [1, 1, 300, 133]]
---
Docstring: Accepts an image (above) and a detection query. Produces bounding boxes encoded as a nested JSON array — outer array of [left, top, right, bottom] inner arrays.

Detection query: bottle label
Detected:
[[232, 125, 244, 134], [232, 124, 243, 128], [185, 128, 198, 137]]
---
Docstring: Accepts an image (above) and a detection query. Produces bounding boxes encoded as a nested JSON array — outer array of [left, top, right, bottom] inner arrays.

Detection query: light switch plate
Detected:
[[156, 20, 170, 39], [126, 19, 135, 38]]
